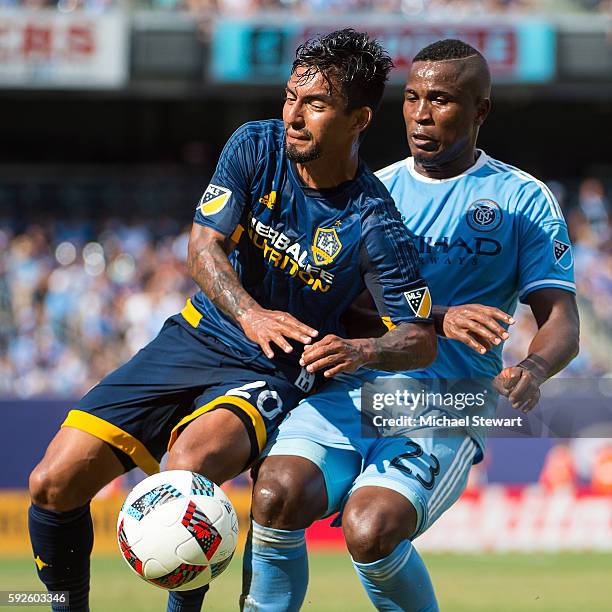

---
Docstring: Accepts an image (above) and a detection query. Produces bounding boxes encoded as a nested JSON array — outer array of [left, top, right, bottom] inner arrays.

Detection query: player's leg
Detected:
[[242, 446, 362, 612], [343, 487, 436, 612], [239, 386, 364, 612], [28, 313, 219, 612], [343, 434, 479, 611], [165, 408, 251, 606], [30, 427, 126, 511], [165, 368, 316, 612], [166, 408, 252, 483], [162, 409, 251, 612], [28, 428, 127, 612], [240, 453, 328, 612]]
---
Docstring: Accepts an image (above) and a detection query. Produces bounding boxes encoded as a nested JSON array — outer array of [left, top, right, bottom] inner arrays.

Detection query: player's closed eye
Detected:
[[431, 94, 453, 105]]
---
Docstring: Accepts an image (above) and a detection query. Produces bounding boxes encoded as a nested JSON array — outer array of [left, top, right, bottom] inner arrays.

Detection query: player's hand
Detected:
[[299, 335, 373, 378], [237, 307, 318, 359], [493, 366, 544, 413], [442, 304, 514, 355]]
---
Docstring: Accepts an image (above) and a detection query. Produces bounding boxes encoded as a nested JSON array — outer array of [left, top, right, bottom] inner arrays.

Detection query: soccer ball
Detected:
[[117, 470, 238, 591]]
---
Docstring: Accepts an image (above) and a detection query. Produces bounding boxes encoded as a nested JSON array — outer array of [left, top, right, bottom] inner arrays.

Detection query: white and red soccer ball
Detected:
[[117, 470, 238, 591]]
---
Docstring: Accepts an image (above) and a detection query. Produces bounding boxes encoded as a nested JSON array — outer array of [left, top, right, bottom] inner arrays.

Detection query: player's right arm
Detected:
[[190, 123, 317, 358], [187, 225, 316, 358]]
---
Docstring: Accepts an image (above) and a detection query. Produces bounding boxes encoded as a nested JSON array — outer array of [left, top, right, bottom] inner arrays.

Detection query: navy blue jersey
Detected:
[[191, 119, 430, 368]]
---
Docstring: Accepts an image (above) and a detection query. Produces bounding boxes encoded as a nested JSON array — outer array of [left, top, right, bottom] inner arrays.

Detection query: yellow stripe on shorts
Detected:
[[168, 395, 267, 455], [62, 410, 160, 475]]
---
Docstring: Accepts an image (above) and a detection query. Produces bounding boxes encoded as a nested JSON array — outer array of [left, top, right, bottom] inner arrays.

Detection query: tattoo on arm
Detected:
[[365, 323, 436, 371], [188, 235, 258, 322]]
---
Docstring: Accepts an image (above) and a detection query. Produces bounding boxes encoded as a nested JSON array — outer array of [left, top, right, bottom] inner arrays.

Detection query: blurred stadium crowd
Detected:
[[1, 175, 610, 398], [1, 0, 609, 14]]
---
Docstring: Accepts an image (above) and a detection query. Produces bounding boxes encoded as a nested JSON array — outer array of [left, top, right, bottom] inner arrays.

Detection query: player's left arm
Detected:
[[341, 289, 516, 356], [495, 288, 579, 412], [301, 197, 437, 377], [300, 321, 436, 378], [494, 180, 579, 412], [340, 290, 388, 338]]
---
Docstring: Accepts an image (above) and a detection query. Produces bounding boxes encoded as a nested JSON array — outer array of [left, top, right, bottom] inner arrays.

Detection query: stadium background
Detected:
[[1, 1, 611, 610]]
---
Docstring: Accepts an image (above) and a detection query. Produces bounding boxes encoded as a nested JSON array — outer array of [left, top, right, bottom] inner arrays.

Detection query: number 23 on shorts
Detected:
[[390, 441, 440, 490]]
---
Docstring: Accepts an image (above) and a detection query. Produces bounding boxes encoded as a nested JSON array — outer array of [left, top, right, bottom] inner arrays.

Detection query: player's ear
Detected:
[[352, 106, 373, 136], [475, 97, 491, 126]]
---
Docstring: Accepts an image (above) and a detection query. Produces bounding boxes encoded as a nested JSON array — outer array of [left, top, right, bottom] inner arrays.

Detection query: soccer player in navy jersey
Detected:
[[27, 30, 437, 612], [243, 39, 580, 611]]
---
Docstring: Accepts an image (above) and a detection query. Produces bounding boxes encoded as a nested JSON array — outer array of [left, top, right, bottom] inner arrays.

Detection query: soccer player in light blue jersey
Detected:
[[242, 40, 580, 611]]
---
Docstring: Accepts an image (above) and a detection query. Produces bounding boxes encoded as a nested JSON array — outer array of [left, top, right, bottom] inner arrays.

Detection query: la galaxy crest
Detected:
[[198, 184, 232, 216], [553, 238, 572, 270], [404, 286, 432, 318], [466, 199, 503, 232], [312, 227, 342, 265]]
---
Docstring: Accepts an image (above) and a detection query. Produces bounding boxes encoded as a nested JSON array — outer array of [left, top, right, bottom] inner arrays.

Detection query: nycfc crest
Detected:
[[466, 199, 503, 232], [312, 227, 342, 266]]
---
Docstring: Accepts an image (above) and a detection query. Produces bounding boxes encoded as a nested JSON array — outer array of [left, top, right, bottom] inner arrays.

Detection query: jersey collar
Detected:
[[288, 158, 364, 201], [405, 149, 489, 184]]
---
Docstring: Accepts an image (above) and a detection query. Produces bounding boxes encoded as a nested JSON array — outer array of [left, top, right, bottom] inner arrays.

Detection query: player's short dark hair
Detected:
[[292, 28, 394, 114], [413, 39, 484, 63]]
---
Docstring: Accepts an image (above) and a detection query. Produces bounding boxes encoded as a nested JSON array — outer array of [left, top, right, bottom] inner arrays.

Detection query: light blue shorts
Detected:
[[265, 372, 480, 538]]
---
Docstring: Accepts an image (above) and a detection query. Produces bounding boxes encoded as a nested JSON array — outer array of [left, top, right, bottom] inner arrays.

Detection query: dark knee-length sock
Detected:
[[28, 503, 94, 612], [166, 585, 209, 612]]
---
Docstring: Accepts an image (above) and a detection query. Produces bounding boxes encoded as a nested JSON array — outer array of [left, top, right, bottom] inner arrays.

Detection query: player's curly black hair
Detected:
[[292, 28, 394, 115], [413, 39, 484, 62]]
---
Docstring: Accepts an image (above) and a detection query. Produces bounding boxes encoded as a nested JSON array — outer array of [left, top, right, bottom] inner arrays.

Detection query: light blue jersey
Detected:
[[376, 150, 576, 380], [265, 153, 577, 527]]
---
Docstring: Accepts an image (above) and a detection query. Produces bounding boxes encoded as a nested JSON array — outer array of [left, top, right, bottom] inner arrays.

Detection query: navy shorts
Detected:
[[62, 301, 312, 475]]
